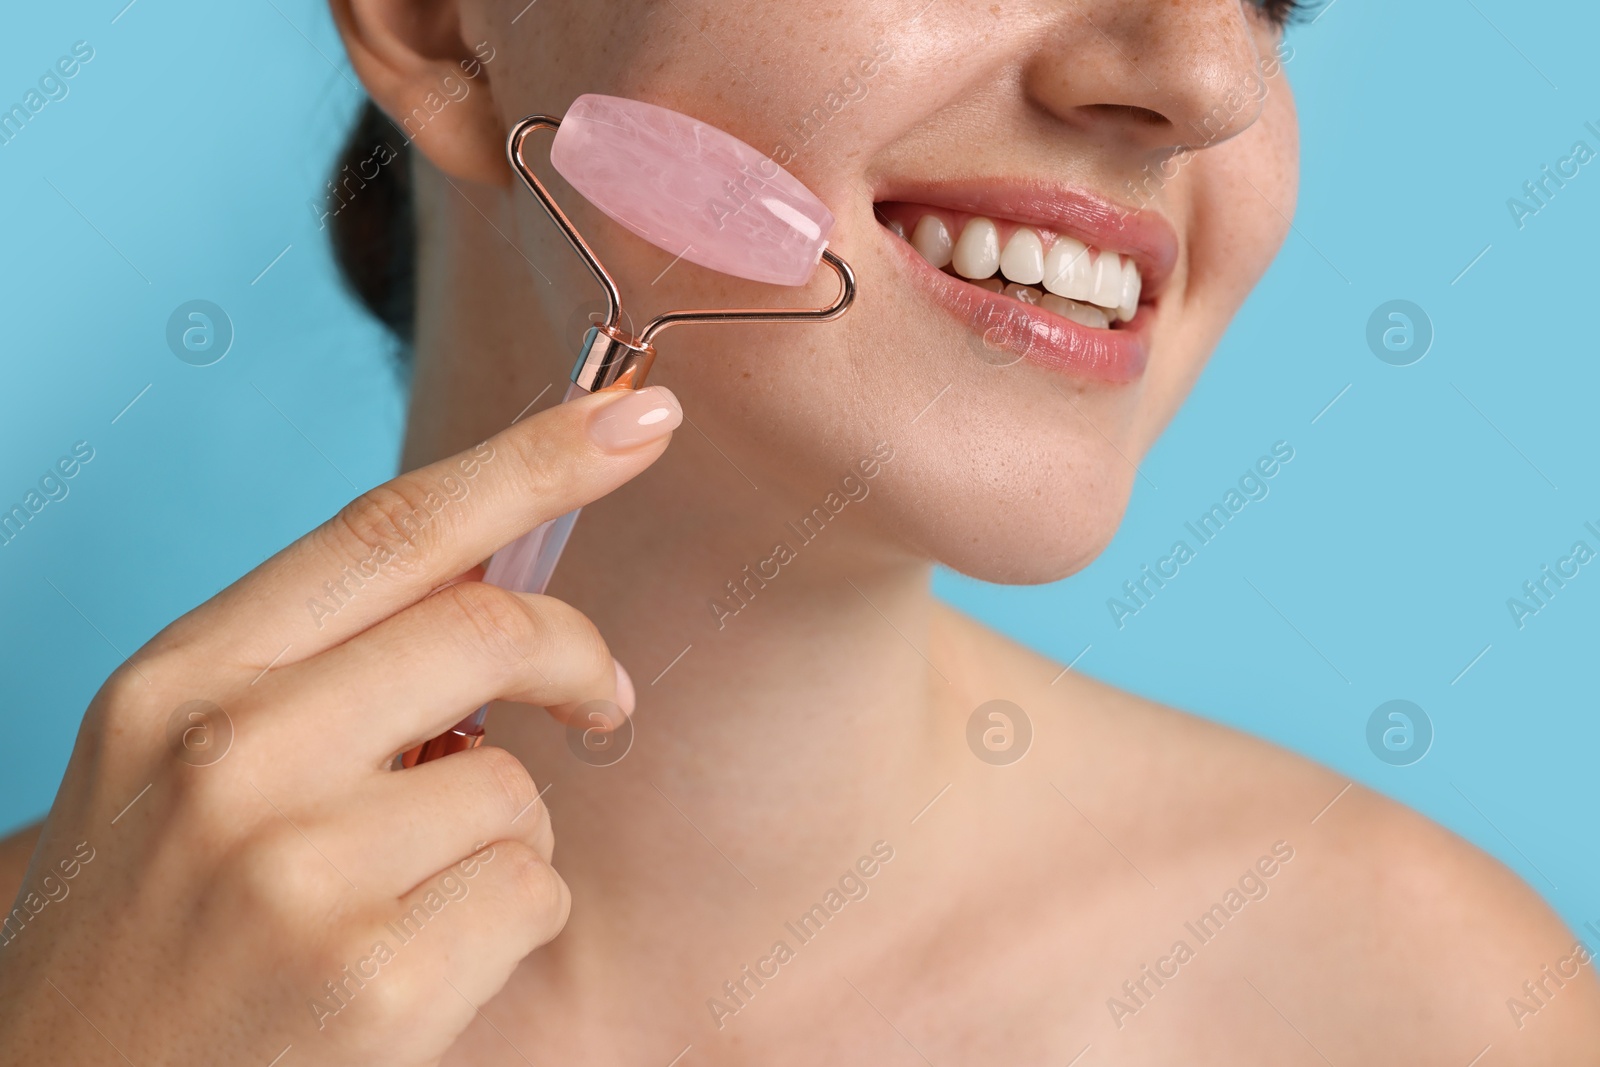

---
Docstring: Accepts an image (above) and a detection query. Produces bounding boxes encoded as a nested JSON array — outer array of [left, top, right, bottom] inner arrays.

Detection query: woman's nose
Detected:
[[1022, 0, 1274, 154]]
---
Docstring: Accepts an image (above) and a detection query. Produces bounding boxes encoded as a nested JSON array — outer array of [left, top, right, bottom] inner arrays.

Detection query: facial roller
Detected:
[[401, 94, 857, 767]]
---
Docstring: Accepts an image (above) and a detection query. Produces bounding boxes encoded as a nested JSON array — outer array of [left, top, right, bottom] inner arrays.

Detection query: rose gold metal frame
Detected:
[[402, 114, 856, 769], [505, 115, 857, 393]]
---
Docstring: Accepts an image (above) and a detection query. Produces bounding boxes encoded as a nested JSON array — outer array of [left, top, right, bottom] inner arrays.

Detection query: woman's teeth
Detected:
[[951, 217, 1001, 279], [999, 227, 1044, 286], [900, 214, 1142, 327], [911, 215, 954, 268]]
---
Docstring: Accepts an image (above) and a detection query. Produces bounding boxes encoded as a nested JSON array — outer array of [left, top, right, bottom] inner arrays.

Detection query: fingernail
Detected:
[[587, 387, 682, 453], [612, 659, 637, 717]]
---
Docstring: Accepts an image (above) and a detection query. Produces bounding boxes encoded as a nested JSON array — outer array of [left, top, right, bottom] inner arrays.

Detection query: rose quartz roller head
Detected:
[[551, 94, 835, 288], [401, 94, 856, 767]]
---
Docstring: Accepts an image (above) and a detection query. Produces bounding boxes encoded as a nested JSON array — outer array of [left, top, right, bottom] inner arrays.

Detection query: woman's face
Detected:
[[463, 0, 1298, 583]]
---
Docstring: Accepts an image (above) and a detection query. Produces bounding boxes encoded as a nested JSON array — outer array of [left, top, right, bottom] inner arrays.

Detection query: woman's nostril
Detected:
[[1085, 102, 1168, 128]]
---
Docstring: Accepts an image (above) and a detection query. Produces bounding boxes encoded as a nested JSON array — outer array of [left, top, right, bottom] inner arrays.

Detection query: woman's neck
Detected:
[[401, 171, 979, 937]]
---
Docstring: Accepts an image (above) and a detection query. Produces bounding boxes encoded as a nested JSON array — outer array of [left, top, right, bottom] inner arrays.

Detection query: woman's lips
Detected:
[[866, 179, 1176, 383], [879, 222, 1156, 383], [871, 176, 1179, 290]]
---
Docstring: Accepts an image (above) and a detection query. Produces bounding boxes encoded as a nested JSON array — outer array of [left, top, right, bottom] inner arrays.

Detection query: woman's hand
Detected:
[[0, 385, 682, 1066]]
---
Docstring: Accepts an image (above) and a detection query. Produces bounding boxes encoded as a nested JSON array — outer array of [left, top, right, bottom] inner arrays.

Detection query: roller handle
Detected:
[[399, 382, 590, 767]]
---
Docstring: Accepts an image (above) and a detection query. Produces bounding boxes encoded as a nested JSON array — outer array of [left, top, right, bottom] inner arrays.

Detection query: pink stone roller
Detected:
[[403, 94, 856, 767], [553, 94, 837, 287]]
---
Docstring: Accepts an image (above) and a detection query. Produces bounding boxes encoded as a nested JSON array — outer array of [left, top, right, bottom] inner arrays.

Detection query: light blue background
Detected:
[[2, 3, 1595, 941]]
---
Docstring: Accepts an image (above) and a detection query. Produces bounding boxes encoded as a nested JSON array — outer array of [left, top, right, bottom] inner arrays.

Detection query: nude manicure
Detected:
[[587, 386, 682, 452], [613, 659, 636, 716]]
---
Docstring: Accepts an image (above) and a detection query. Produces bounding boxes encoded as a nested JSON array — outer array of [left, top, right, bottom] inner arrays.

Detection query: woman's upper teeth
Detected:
[[899, 212, 1142, 325]]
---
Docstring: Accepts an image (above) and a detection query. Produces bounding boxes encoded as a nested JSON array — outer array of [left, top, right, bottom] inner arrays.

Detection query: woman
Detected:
[[2, 0, 1595, 1062]]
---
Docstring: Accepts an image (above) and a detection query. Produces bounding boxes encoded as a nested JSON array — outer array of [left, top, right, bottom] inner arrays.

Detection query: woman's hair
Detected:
[[328, 99, 417, 356]]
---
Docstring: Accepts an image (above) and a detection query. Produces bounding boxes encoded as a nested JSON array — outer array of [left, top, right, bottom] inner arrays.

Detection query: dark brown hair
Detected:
[[328, 99, 417, 356]]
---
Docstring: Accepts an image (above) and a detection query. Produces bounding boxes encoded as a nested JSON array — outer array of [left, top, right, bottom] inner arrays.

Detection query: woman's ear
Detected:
[[328, 0, 508, 187]]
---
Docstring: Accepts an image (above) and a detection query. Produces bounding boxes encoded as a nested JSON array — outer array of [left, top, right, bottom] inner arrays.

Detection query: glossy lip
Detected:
[[882, 236, 1154, 381], [868, 177, 1179, 383], [872, 175, 1179, 292]]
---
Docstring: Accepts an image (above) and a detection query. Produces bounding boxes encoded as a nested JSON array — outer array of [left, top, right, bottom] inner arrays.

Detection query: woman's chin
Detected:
[[938, 540, 1114, 587], [907, 483, 1131, 587]]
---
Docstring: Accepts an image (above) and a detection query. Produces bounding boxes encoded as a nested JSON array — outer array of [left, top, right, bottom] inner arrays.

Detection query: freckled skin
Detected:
[[356, 0, 1600, 1062], [411, 0, 1300, 588], [387, 7, 1599, 1059], [4, 2, 1593, 1065]]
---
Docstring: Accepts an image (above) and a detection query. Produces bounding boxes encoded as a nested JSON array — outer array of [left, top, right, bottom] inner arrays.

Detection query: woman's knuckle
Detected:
[[439, 583, 546, 667], [224, 826, 341, 921], [325, 481, 442, 576], [526, 805, 556, 860], [473, 745, 539, 818], [499, 841, 562, 911], [525, 864, 571, 939], [344, 954, 426, 1031], [94, 658, 165, 725], [298, 923, 374, 990], [501, 424, 567, 503], [165, 760, 244, 825], [526, 596, 611, 678]]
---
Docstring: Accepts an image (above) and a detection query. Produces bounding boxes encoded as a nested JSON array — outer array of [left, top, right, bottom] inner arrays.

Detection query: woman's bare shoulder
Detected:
[[941, 604, 1600, 1058]]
